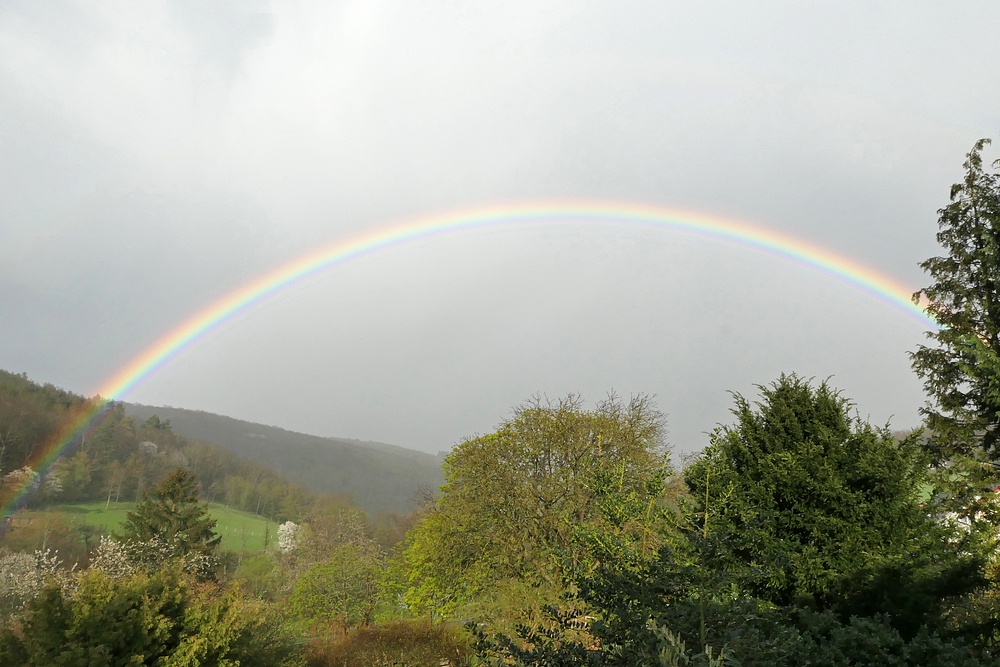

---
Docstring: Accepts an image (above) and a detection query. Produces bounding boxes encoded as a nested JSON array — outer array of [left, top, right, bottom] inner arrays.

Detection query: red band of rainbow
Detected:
[[0, 201, 936, 517]]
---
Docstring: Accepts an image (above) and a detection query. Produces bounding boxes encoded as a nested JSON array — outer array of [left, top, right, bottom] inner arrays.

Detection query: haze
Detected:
[[2, 1, 999, 454]]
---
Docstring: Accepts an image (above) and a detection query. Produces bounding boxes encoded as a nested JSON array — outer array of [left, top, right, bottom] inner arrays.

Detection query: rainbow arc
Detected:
[[0, 201, 935, 517]]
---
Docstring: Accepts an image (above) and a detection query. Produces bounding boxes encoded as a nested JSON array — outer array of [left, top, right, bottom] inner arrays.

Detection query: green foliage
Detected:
[[784, 610, 993, 667], [0, 371, 323, 523], [477, 602, 1000, 667], [184, 439, 316, 523], [235, 553, 280, 599], [282, 505, 391, 630], [0, 371, 84, 481], [401, 394, 668, 617], [0, 515, 92, 567], [143, 415, 171, 430], [51, 452, 91, 503], [120, 468, 222, 556], [11, 501, 276, 556], [478, 377, 999, 667], [683, 374, 979, 633], [476, 610, 747, 667], [912, 138, 1000, 460], [0, 568, 302, 667], [288, 543, 385, 629]]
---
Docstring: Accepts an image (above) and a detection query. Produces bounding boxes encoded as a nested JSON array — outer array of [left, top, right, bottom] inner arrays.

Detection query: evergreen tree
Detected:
[[120, 468, 221, 555], [912, 138, 1000, 460], [684, 375, 981, 635]]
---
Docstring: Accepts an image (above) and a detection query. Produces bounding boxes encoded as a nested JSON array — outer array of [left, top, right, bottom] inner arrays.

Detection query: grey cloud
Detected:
[[1, 1, 998, 453]]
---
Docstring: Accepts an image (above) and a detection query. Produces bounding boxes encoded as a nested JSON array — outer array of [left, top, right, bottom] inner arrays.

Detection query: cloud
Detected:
[[1, 0, 998, 452]]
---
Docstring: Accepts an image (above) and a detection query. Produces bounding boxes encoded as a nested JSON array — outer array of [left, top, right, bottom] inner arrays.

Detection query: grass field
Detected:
[[15, 501, 276, 553]]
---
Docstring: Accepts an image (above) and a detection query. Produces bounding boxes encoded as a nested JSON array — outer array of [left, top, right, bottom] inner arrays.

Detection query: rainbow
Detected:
[[0, 201, 935, 517]]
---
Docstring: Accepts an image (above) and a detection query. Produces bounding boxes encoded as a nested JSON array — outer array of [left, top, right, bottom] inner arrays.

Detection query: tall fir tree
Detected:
[[120, 468, 221, 555], [912, 138, 1000, 460]]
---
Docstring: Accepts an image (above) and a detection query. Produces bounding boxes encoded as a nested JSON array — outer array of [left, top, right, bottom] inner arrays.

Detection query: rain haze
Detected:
[[2, 1, 999, 454]]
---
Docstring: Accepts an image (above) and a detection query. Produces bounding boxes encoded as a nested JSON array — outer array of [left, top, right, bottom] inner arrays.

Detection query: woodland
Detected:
[[121, 403, 445, 516], [1, 140, 1000, 666]]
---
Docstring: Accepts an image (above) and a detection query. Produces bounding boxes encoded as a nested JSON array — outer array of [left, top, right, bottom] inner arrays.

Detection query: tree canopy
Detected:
[[0, 568, 298, 667], [401, 394, 668, 616]]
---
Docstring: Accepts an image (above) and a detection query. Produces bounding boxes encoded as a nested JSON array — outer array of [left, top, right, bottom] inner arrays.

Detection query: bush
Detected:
[[306, 619, 473, 667], [288, 542, 384, 630], [0, 567, 303, 666]]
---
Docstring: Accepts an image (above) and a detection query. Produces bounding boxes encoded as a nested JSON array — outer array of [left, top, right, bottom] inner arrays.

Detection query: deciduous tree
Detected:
[[401, 394, 668, 616]]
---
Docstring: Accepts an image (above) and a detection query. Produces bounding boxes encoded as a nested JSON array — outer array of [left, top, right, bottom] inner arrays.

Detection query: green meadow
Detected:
[[17, 502, 276, 553]]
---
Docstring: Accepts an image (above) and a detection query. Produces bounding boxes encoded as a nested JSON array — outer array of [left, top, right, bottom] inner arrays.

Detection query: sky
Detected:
[[2, 1, 999, 455]]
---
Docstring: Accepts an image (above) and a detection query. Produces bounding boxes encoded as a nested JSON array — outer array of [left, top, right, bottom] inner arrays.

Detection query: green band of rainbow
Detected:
[[0, 201, 935, 517]]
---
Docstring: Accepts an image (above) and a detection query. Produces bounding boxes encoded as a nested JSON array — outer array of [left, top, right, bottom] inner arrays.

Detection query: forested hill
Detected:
[[124, 404, 445, 515]]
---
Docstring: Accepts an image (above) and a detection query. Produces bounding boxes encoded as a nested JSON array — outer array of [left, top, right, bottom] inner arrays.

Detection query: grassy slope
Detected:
[[19, 502, 275, 553]]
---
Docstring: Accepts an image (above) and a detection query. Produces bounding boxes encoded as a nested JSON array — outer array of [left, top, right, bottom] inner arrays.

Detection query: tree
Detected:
[[684, 375, 980, 634], [912, 138, 1000, 460], [288, 543, 385, 630], [401, 394, 668, 616], [119, 468, 221, 556], [52, 451, 91, 502]]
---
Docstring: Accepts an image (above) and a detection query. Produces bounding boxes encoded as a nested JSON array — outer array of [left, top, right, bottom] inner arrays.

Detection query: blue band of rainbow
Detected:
[[0, 201, 935, 517]]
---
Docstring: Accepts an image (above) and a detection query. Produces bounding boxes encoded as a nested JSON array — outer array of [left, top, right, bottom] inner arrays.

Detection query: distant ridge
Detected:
[[124, 404, 444, 515]]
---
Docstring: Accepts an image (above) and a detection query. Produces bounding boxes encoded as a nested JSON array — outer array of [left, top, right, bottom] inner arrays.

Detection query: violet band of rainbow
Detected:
[[0, 201, 937, 518]]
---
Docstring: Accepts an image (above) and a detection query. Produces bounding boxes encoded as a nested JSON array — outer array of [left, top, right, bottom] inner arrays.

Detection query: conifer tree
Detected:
[[120, 468, 220, 555], [912, 138, 1000, 460], [684, 375, 972, 632]]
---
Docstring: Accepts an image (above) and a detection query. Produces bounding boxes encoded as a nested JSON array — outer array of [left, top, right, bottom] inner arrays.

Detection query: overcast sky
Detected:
[[2, 1, 998, 454]]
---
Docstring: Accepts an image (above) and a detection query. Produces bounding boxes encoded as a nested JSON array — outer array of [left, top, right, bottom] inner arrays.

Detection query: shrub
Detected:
[[288, 542, 384, 630], [306, 618, 472, 667], [0, 567, 303, 667], [90, 534, 220, 581]]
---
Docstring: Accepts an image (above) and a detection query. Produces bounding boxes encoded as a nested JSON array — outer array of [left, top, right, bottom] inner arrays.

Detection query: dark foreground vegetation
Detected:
[[2, 139, 1000, 665]]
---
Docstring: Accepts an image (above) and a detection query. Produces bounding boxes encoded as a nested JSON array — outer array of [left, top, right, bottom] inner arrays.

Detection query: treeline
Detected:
[[0, 369, 315, 523], [123, 403, 445, 515]]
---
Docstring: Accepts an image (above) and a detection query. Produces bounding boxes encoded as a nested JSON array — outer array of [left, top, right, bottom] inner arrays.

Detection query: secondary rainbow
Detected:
[[0, 201, 936, 518]]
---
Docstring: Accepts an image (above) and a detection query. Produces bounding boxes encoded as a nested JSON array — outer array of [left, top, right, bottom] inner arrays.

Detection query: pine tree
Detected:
[[912, 138, 1000, 460], [120, 468, 220, 555]]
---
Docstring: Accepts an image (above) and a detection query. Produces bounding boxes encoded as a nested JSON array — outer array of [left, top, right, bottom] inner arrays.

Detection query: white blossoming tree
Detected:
[[90, 535, 218, 582], [0, 548, 68, 617], [277, 521, 301, 554], [1, 466, 39, 491]]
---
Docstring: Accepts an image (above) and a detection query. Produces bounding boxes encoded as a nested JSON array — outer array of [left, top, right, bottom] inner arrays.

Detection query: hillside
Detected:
[[0, 368, 325, 522], [124, 404, 445, 515]]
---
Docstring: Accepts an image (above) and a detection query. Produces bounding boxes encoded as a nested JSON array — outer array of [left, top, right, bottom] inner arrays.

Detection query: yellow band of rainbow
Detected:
[[0, 201, 935, 517]]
